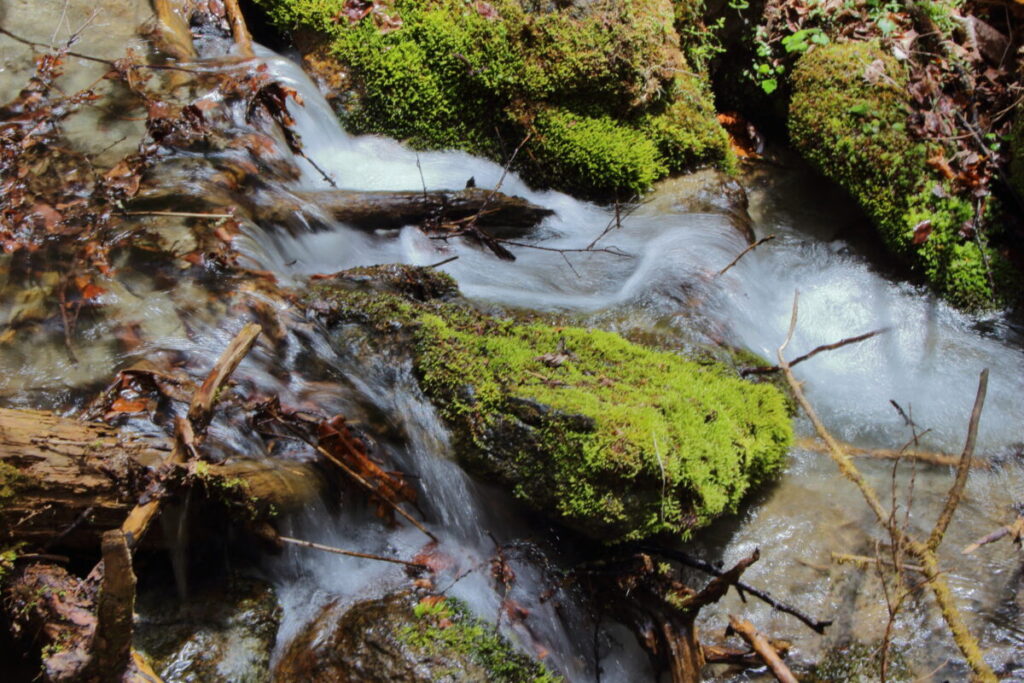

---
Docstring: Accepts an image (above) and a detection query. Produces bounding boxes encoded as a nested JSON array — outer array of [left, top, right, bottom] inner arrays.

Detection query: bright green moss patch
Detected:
[[789, 41, 1016, 309], [255, 0, 731, 198], [399, 596, 561, 682], [527, 108, 666, 198], [415, 312, 792, 543]]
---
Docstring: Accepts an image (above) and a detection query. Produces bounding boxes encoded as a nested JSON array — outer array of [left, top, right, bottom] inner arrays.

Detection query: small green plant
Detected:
[[781, 28, 829, 54]]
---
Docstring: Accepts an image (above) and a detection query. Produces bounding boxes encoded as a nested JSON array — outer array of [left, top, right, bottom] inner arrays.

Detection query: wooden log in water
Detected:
[[0, 408, 328, 551], [266, 187, 554, 235]]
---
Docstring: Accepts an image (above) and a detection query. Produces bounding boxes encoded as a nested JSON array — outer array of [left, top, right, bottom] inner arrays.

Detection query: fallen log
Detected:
[[263, 188, 555, 235], [0, 408, 329, 551]]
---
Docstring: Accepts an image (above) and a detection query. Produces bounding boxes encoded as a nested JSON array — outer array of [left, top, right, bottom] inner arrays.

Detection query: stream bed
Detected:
[[2, 17, 1023, 679]]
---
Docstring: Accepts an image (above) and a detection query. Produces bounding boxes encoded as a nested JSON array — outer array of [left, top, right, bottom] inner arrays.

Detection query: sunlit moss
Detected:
[[398, 596, 561, 682], [789, 41, 1016, 309], [306, 269, 792, 543], [415, 312, 792, 542]]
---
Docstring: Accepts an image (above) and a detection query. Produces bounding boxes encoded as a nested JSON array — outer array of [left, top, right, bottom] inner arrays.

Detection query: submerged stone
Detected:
[[307, 265, 793, 544], [275, 592, 559, 682]]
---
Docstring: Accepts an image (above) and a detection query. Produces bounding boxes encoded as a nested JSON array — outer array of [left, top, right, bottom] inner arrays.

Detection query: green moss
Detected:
[[527, 107, 667, 198], [305, 267, 792, 542], [789, 41, 1017, 309], [638, 75, 735, 175], [0, 461, 23, 509], [255, 0, 731, 197], [398, 596, 561, 682], [414, 312, 792, 542]]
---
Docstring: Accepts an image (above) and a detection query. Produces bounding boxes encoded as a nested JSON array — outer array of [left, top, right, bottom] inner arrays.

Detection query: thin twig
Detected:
[[715, 234, 776, 278], [279, 536, 428, 569], [125, 211, 233, 219], [425, 255, 459, 269], [637, 544, 832, 633], [929, 369, 988, 551], [744, 328, 888, 377]]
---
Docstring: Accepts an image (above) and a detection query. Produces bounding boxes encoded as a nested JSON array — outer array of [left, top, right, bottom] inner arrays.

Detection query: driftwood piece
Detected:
[[727, 616, 797, 683], [0, 408, 327, 550], [264, 188, 554, 235]]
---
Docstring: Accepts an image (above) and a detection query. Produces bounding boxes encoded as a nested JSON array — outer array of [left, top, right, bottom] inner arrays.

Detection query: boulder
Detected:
[[254, 0, 731, 198], [275, 592, 558, 682], [306, 265, 793, 544]]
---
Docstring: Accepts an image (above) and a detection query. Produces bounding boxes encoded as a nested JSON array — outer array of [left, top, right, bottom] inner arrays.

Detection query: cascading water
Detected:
[[226, 47, 1024, 679]]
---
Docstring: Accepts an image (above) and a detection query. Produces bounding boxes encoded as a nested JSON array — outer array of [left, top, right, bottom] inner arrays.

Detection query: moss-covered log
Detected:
[[0, 409, 327, 550]]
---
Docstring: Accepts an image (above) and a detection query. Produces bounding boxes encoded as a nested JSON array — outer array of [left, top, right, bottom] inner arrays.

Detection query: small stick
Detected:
[[928, 368, 988, 551], [962, 516, 1024, 554], [795, 437, 983, 469], [279, 536, 428, 569], [188, 323, 262, 434], [716, 234, 776, 278], [831, 552, 925, 574], [728, 616, 798, 683], [125, 211, 234, 219], [222, 0, 255, 58], [743, 328, 888, 376], [638, 544, 832, 633], [425, 255, 459, 269]]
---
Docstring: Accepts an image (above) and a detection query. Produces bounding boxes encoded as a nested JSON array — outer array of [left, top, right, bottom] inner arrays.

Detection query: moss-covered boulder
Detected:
[[276, 592, 559, 682], [307, 265, 792, 543], [789, 41, 1017, 309], [255, 0, 731, 198]]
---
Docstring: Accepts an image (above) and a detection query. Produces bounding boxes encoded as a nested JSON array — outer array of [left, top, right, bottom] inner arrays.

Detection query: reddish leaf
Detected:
[[109, 397, 147, 414], [912, 219, 933, 245], [317, 414, 417, 522]]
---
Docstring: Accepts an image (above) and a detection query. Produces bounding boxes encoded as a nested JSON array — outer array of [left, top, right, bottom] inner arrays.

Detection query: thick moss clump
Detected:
[[789, 41, 1016, 309], [256, 0, 731, 198], [415, 314, 792, 542]]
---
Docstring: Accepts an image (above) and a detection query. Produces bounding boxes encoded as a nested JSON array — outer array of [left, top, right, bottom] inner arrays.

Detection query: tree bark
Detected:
[[0, 408, 328, 550]]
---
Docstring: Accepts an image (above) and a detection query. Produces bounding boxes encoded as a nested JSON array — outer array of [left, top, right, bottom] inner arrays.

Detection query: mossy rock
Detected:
[[134, 577, 282, 683], [276, 592, 559, 682], [789, 41, 1018, 310], [255, 0, 731, 198], [306, 265, 793, 543]]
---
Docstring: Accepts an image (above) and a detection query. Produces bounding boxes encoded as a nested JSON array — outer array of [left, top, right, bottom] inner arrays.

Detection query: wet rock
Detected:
[[276, 591, 557, 682], [648, 169, 755, 243], [134, 576, 281, 683]]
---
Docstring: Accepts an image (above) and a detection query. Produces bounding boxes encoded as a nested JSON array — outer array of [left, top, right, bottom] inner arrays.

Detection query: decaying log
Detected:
[[263, 188, 554, 235], [0, 408, 328, 551]]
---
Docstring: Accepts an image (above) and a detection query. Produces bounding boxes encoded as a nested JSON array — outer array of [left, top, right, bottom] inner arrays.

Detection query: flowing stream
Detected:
[[234, 49, 1024, 680], [3, 29, 1024, 678]]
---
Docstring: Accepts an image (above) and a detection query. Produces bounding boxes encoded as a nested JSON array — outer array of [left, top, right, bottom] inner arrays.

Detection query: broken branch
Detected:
[[727, 616, 798, 683]]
